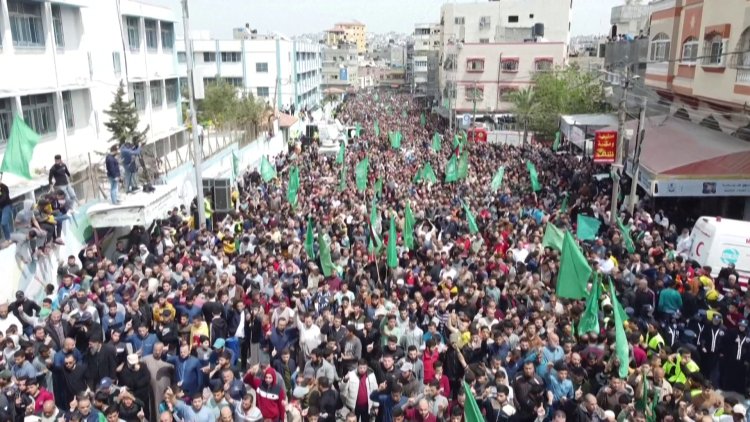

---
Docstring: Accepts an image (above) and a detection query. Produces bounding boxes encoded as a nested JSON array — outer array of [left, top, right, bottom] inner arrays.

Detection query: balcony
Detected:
[[604, 39, 649, 66], [737, 68, 750, 85], [646, 61, 669, 75]]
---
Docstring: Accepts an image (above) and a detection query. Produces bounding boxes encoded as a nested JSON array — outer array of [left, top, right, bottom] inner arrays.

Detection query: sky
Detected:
[[152, 0, 620, 38]]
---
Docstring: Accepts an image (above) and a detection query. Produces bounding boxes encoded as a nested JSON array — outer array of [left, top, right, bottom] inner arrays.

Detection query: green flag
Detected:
[[338, 164, 347, 192], [617, 217, 636, 254], [557, 231, 592, 299], [445, 155, 459, 183], [560, 193, 569, 213], [374, 93, 379, 102], [401, 110, 407, 118], [370, 200, 382, 249], [260, 156, 277, 182], [355, 123, 362, 137], [420, 113, 426, 127], [374, 120, 380, 137], [462, 201, 479, 234], [457, 151, 469, 179], [387, 215, 398, 268], [389, 131, 402, 149], [304, 218, 315, 258], [609, 279, 630, 378], [578, 274, 601, 335], [490, 166, 505, 192], [374, 178, 383, 197], [526, 160, 541, 192], [542, 223, 564, 251], [432, 133, 442, 151], [577, 214, 602, 241], [452, 134, 460, 149], [1, 116, 39, 179], [404, 201, 416, 250], [552, 130, 561, 152], [355, 157, 369, 192], [231, 150, 240, 180], [421, 162, 438, 185], [318, 232, 336, 277], [286, 165, 300, 207], [336, 141, 345, 164], [462, 382, 484, 422]]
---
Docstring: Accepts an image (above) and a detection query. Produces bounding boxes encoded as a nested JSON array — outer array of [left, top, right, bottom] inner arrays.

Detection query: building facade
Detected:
[[438, 0, 572, 119], [321, 44, 359, 94], [325, 21, 366, 54], [410, 23, 442, 98], [644, 0, 750, 136], [0, 0, 183, 194], [176, 34, 321, 111]]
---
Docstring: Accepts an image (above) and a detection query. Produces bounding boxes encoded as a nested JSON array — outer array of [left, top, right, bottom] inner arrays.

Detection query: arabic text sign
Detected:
[[593, 130, 617, 164]]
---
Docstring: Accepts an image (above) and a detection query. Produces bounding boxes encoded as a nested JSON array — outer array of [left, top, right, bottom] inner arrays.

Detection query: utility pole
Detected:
[[628, 96, 647, 214], [471, 82, 478, 127], [610, 68, 630, 225], [181, 0, 205, 226]]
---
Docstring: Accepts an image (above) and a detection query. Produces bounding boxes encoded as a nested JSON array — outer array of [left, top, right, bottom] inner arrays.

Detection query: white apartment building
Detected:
[[410, 23, 441, 97], [438, 0, 572, 122], [176, 34, 322, 111], [0, 0, 183, 196], [321, 44, 359, 94]]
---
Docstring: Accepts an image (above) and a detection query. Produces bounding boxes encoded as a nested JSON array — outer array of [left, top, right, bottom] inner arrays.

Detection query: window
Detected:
[[703, 34, 726, 66], [534, 59, 553, 72], [257, 87, 270, 97], [256, 62, 269, 72], [8, 0, 44, 47], [649, 33, 670, 62], [51, 5, 65, 47], [501, 59, 519, 72], [454, 17, 465, 25], [682, 38, 698, 63], [113, 52, 122, 75], [479, 38, 489, 44], [223, 77, 243, 87], [161, 21, 174, 50], [737, 28, 750, 68], [131, 82, 146, 112], [126, 17, 140, 51], [144, 19, 158, 50], [21, 94, 56, 135], [465, 86, 484, 101], [508, 15, 519, 23], [62, 91, 74, 129], [221, 52, 242, 63], [498, 86, 518, 102], [0, 99, 12, 144], [165, 79, 178, 104], [479, 16, 491, 29], [203, 52, 216, 62], [150, 81, 163, 107], [466, 58, 484, 72], [177, 52, 186, 63]]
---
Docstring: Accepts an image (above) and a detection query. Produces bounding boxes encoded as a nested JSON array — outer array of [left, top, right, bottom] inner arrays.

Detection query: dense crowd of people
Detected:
[[0, 92, 748, 422]]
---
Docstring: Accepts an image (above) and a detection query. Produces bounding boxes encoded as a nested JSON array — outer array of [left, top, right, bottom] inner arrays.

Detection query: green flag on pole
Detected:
[[490, 166, 505, 192], [453, 134, 461, 149], [355, 157, 369, 192], [286, 165, 300, 207], [387, 215, 398, 268], [231, 150, 240, 180], [336, 141, 345, 164], [462, 201, 479, 234], [374, 178, 383, 197], [560, 193, 570, 213], [370, 200, 382, 250], [617, 217, 636, 254], [462, 382, 484, 422], [404, 201, 416, 250], [526, 160, 541, 192], [414, 162, 438, 185], [304, 218, 315, 258], [374, 120, 380, 137], [338, 164, 347, 192], [445, 155, 459, 183], [609, 279, 631, 378], [457, 151, 469, 179], [432, 133, 442, 151], [1, 116, 39, 180], [552, 130, 561, 151], [557, 231, 592, 299], [578, 274, 601, 335], [318, 232, 336, 277], [355, 123, 362, 137], [420, 113, 426, 127], [577, 214, 602, 241], [260, 156, 277, 182], [542, 223, 565, 251], [389, 131, 402, 149]]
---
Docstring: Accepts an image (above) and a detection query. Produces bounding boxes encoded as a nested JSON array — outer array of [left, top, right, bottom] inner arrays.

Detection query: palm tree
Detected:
[[509, 88, 537, 144]]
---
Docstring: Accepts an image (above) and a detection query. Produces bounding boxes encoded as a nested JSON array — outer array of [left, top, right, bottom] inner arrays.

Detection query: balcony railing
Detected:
[[646, 61, 669, 75], [736, 68, 750, 85]]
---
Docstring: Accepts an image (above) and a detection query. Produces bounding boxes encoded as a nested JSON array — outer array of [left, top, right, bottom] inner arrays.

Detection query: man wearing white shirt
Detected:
[[295, 308, 322, 360], [0, 304, 22, 335]]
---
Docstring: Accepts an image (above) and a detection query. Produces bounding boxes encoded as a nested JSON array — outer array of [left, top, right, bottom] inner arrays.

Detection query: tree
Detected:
[[103, 81, 149, 146], [508, 88, 536, 144], [196, 81, 239, 128]]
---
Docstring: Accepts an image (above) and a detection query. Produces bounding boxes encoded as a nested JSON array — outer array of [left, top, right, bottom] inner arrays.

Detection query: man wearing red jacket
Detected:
[[401, 398, 437, 422], [245, 365, 286, 421], [28, 378, 54, 414]]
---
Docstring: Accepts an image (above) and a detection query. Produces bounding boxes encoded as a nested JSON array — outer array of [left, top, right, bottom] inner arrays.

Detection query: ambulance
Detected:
[[688, 216, 750, 286]]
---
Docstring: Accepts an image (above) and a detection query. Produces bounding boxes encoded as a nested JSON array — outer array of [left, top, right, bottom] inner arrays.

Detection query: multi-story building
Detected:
[[321, 44, 359, 94], [643, 0, 750, 136], [325, 21, 366, 54], [611, 0, 650, 38], [409, 23, 442, 98], [0, 0, 183, 195], [438, 0, 572, 122], [176, 33, 321, 111]]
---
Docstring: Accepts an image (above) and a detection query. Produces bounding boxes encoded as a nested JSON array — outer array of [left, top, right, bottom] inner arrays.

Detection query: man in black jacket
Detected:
[[105, 145, 121, 204], [48, 154, 78, 205], [84, 334, 118, 391]]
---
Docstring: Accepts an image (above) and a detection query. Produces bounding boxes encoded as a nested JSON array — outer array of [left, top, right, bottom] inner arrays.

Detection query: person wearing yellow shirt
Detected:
[[189, 315, 209, 350], [152, 295, 176, 324]]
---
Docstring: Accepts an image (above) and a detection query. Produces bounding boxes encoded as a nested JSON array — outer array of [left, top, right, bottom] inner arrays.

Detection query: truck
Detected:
[[688, 216, 750, 286]]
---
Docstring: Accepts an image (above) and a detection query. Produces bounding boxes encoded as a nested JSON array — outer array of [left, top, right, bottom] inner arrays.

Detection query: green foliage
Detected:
[[195, 81, 269, 131], [510, 65, 604, 139], [103, 81, 149, 146]]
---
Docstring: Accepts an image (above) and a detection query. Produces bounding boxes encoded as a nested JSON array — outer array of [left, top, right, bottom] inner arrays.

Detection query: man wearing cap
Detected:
[[398, 362, 422, 397], [699, 314, 725, 385], [119, 353, 152, 420]]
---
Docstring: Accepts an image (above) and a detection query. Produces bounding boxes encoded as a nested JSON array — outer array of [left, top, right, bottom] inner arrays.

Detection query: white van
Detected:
[[688, 216, 750, 285]]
